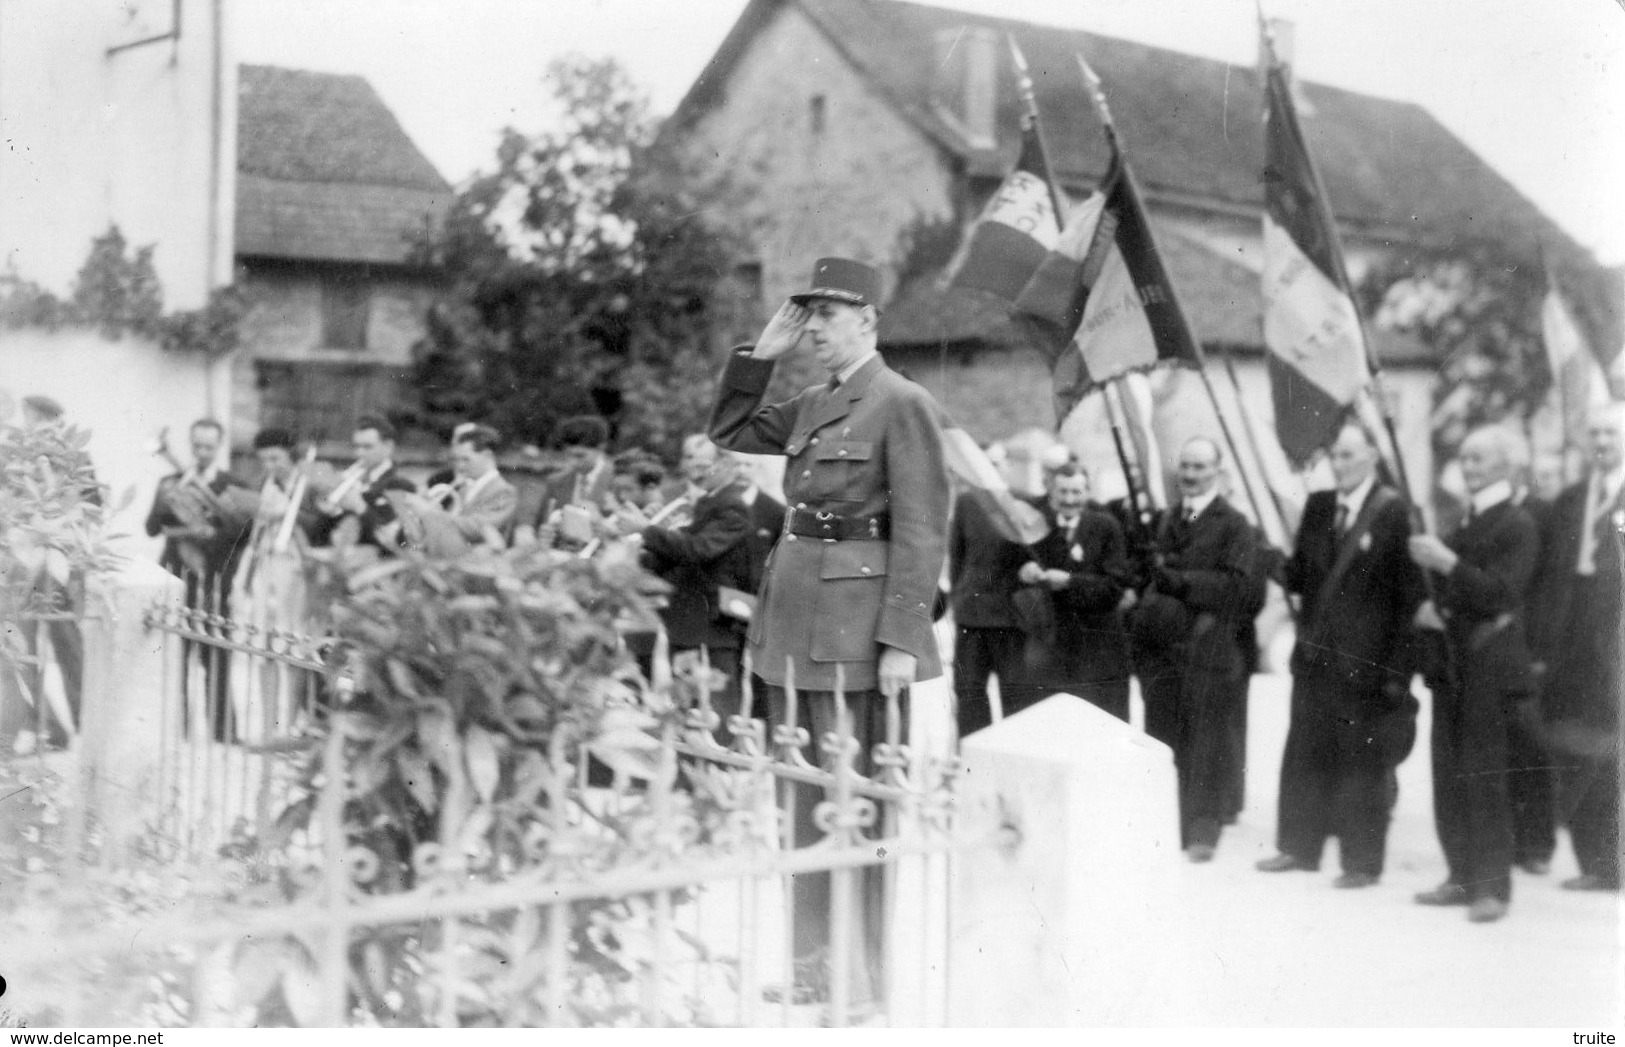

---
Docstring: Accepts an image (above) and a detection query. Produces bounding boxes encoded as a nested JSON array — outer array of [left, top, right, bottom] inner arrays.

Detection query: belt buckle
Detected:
[[815, 509, 836, 541]]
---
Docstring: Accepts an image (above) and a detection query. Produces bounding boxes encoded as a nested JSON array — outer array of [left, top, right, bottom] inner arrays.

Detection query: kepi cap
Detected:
[[789, 257, 881, 310]]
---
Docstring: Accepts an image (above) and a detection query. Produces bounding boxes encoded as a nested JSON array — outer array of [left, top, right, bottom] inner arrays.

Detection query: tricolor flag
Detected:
[[939, 424, 1050, 547], [945, 111, 1062, 302], [1017, 145, 1201, 423], [1260, 47, 1369, 468]]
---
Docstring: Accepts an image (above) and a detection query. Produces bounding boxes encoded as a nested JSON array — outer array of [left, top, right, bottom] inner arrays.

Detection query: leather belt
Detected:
[[783, 506, 889, 541]]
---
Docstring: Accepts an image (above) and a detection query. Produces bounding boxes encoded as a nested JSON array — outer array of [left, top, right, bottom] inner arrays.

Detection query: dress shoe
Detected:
[[1414, 883, 1470, 906], [1333, 872, 1379, 889], [1561, 874, 1620, 892], [1185, 843, 1215, 863], [1467, 897, 1508, 923], [1517, 858, 1550, 875], [1256, 853, 1316, 873]]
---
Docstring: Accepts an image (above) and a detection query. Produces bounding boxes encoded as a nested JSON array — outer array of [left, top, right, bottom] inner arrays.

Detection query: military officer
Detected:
[[709, 256, 950, 1007]]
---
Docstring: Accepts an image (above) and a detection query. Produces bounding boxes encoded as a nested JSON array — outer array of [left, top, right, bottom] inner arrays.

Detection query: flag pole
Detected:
[[1218, 340, 1295, 544], [1258, 16, 1416, 515], [1075, 55, 1277, 535], [1007, 36, 1069, 225], [1101, 379, 1155, 541], [1013, 36, 1159, 522], [1259, 10, 1455, 687]]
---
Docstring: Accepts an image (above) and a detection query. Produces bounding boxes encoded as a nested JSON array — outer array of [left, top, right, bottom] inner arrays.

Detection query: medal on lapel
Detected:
[[1359, 533, 1372, 552], [1070, 543, 1084, 562]]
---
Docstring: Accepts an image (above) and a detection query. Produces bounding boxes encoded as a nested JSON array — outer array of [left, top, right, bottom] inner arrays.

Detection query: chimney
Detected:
[[933, 25, 1000, 153]]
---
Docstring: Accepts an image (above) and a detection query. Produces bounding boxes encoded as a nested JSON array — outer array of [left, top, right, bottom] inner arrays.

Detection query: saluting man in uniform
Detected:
[[709, 256, 950, 1006]]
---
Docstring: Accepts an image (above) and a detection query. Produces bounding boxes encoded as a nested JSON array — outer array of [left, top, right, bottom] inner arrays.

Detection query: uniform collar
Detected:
[[833, 349, 879, 387], [1468, 480, 1513, 516]]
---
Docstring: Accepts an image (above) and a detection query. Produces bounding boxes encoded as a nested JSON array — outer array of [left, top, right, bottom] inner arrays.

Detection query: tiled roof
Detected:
[[236, 65, 449, 265]]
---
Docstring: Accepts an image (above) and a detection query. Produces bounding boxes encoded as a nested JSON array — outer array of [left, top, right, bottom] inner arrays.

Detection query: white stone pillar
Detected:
[[949, 693, 1181, 1026], [80, 560, 182, 864]]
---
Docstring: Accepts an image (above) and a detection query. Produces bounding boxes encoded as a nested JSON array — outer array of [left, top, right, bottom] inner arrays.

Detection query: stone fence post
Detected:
[[949, 693, 1181, 1026], [79, 560, 181, 865]]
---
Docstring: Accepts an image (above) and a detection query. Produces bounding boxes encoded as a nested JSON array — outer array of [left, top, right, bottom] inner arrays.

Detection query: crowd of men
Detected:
[[6, 258, 1617, 1004], [948, 408, 1623, 925]]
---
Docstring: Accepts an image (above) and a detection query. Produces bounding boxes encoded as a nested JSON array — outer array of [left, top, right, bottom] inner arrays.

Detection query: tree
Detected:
[[1360, 245, 1550, 469], [409, 56, 744, 458]]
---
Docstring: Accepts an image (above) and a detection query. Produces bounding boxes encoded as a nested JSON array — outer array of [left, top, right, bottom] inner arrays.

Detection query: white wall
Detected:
[[0, 0, 236, 311], [1, 328, 218, 563]]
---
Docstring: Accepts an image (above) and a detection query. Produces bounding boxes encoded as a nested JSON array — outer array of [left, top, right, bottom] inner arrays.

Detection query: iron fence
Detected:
[[3, 595, 996, 1027]]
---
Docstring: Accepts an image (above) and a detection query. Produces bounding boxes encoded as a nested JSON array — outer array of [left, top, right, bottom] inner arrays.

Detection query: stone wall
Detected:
[[230, 263, 440, 446], [677, 3, 957, 314]]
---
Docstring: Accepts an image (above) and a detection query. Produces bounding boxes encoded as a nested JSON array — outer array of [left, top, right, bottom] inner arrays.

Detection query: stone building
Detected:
[[231, 64, 450, 450], [662, 0, 1609, 526]]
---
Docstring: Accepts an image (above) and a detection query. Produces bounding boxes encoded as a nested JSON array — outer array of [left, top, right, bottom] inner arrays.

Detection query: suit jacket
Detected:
[[451, 470, 519, 543], [1134, 494, 1257, 673], [532, 460, 615, 527], [1527, 477, 1623, 730], [1428, 499, 1541, 699], [743, 488, 786, 595], [311, 464, 417, 551], [948, 490, 1026, 630], [1284, 485, 1421, 690], [145, 469, 254, 581], [1022, 507, 1131, 683], [641, 480, 754, 651], [709, 351, 950, 691]]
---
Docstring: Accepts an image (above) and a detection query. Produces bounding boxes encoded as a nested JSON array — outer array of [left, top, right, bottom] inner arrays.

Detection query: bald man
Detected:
[[1408, 425, 1542, 922]]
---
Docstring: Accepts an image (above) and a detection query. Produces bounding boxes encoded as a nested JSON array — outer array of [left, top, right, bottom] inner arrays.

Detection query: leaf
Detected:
[[465, 724, 501, 804], [418, 709, 460, 776]]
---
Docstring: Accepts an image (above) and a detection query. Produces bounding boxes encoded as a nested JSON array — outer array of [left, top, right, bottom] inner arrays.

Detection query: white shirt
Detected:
[[1467, 479, 1513, 517], [833, 350, 879, 387], [365, 460, 394, 486], [1335, 473, 1376, 531], [457, 467, 501, 508], [1577, 466, 1624, 575], [1181, 488, 1219, 522], [182, 463, 221, 487]]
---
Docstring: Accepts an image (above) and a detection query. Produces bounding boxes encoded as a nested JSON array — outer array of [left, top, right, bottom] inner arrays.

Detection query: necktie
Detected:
[[1334, 501, 1350, 535]]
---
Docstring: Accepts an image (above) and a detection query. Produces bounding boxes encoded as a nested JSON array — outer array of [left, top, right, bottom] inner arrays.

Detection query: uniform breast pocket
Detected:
[[810, 440, 874, 499], [812, 541, 889, 662]]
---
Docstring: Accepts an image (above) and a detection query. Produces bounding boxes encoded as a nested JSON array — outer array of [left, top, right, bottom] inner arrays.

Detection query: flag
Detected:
[[1021, 146, 1201, 423], [939, 425, 1050, 547], [1260, 53, 1368, 468], [1542, 283, 1607, 455], [945, 113, 1062, 302]]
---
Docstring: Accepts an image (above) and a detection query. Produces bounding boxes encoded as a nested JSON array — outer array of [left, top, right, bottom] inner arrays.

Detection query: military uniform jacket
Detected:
[[708, 351, 950, 691], [1283, 486, 1421, 688]]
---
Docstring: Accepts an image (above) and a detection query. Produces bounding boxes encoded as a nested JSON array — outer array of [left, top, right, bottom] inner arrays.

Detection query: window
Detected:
[[321, 269, 370, 350], [256, 360, 409, 444]]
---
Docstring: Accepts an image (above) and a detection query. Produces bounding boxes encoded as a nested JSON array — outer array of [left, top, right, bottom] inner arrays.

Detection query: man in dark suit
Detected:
[[1015, 464, 1131, 721], [447, 425, 519, 547], [1528, 405, 1623, 892], [709, 257, 950, 1006], [1257, 423, 1422, 887], [1408, 424, 1542, 922], [626, 438, 754, 727], [145, 417, 255, 740], [948, 481, 1030, 736], [1129, 436, 1258, 862], [312, 415, 417, 554]]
